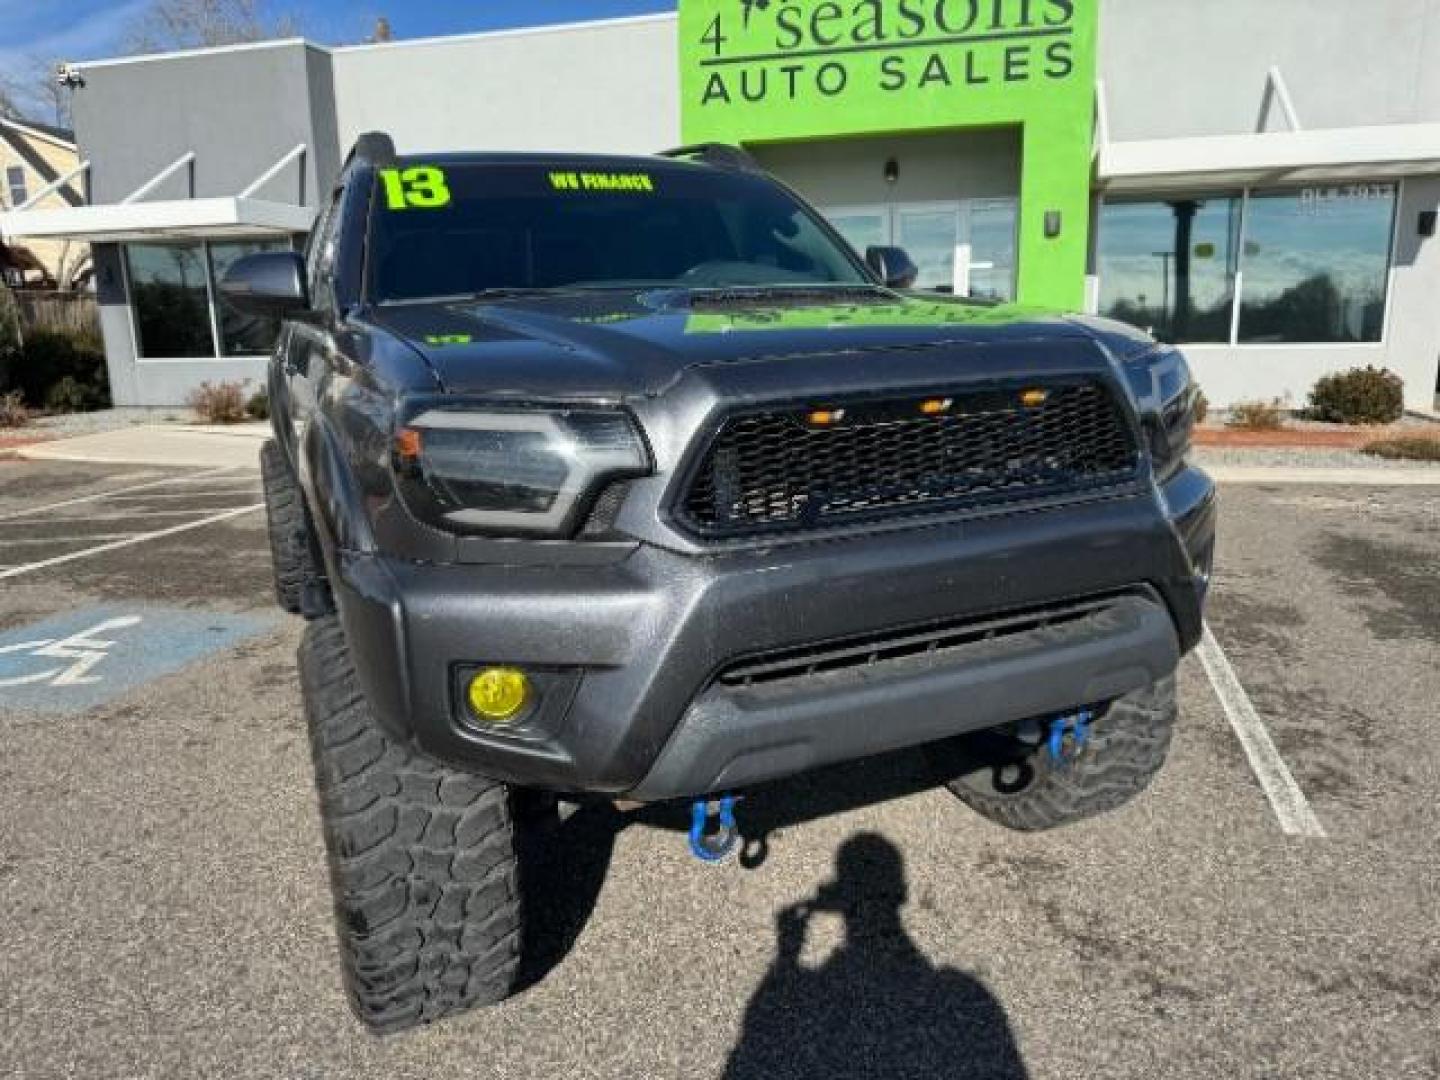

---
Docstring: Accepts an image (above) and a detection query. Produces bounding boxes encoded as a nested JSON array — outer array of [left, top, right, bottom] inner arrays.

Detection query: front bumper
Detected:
[[331, 465, 1216, 800]]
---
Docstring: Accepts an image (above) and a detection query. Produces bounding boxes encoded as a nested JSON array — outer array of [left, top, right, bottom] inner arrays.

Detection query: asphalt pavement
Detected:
[[1, 457, 1436, 1079]]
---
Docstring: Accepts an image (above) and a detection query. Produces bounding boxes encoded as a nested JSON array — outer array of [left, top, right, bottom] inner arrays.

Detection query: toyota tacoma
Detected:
[[222, 133, 1215, 1033]]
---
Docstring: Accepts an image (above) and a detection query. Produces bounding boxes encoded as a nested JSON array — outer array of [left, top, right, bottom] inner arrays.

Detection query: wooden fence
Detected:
[[12, 290, 100, 341]]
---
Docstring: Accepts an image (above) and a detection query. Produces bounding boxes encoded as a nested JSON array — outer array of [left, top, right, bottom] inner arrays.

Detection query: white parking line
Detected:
[[1197, 624, 1327, 839], [0, 466, 243, 521], [100, 490, 261, 502], [0, 534, 136, 548], [0, 505, 264, 581], [0, 508, 258, 525]]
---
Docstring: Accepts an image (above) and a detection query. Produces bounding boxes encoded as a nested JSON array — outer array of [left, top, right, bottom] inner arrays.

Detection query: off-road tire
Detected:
[[930, 676, 1177, 832], [299, 615, 523, 1033], [261, 438, 324, 615]]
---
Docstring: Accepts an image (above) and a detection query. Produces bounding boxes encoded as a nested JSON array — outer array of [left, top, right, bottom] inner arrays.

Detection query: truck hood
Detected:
[[365, 287, 1104, 401]]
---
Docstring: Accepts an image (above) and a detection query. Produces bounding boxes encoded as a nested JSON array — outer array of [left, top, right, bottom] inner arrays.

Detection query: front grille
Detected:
[[678, 382, 1139, 538], [716, 594, 1129, 690]]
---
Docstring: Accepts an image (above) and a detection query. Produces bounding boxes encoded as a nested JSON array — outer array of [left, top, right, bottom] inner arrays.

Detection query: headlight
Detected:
[[1121, 346, 1196, 482], [392, 404, 651, 537]]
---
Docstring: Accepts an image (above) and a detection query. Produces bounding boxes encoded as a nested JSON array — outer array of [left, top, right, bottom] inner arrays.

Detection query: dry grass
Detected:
[[0, 390, 30, 429], [1225, 398, 1287, 431], [186, 381, 250, 425], [1361, 434, 1440, 462]]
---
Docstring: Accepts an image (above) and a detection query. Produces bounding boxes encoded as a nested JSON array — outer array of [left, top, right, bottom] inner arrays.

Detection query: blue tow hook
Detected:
[[689, 795, 740, 864], [1048, 709, 1094, 764]]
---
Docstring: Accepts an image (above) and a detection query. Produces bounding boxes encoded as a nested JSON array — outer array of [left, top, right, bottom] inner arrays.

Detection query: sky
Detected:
[[0, 1, 676, 116]]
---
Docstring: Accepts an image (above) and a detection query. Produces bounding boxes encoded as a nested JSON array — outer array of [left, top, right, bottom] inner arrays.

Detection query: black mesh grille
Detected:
[[715, 594, 1127, 690], [679, 382, 1140, 538]]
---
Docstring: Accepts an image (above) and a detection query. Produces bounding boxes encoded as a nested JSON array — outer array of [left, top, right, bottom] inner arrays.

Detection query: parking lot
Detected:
[[1, 456, 1436, 1080]]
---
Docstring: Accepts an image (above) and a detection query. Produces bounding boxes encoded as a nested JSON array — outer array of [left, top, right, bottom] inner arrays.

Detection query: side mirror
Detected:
[[865, 245, 919, 290], [219, 251, 310, 319]]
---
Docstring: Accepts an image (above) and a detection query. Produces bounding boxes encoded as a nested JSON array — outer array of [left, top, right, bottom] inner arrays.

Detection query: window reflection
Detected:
[[126, 243, 214, 359], [209, 240, 289, 356], [1098, 184, 1397, 346], [1238, 187, 1395, 344], [127, 239, 292, 359], [1098, 197, 1240, 344]]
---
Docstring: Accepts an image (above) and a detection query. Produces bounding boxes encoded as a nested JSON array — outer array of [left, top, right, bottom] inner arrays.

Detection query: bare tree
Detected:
[[124, 0, 303, 53], [0, 73, 23, 120], [27, 58, 73, 130]]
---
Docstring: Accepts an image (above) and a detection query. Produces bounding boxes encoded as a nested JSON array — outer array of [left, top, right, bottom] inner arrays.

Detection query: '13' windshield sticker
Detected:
[[379, 166, 452, 210]]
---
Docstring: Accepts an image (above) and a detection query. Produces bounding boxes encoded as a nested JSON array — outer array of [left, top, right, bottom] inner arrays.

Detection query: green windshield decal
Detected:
[[685, 300, 1057, 335], [379, 166, 453, 210], [424, 334, 473, 346], [548, 171, 656, 194]]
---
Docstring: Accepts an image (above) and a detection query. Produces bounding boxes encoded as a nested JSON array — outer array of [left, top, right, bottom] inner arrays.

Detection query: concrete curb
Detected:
[[14, 426, 263, 469], [1207, 465, 1440, 486]]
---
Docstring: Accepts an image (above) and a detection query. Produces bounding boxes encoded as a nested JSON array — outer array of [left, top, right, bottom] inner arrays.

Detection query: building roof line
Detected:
[[0, 116, 76, 152], [328, 11, 678, 56], [61, 10, 679, 73], [66, 36, 313, 72], [0, 125, 84, 208]]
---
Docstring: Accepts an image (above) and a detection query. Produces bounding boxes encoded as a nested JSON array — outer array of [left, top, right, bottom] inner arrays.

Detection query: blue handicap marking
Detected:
[[0, 604, 275, 715]]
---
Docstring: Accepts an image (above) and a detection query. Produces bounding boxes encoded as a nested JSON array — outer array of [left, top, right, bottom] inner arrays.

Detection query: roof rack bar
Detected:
[[121, 151, 196, 204], [658, 143, 762, 172], [350, 131, 398, 168], [240, 143, 307, 200], [17, 160, 90, 211]]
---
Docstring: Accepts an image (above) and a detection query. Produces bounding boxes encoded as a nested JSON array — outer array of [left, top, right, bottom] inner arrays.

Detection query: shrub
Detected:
[[1361, 434, 1440, 462], [188, 380, 250, 424], [12, 327, 110, 411], [1226, 398, 1287, 431], [245, 388, 270, 421], [1193, 388, 1210, 426], [44, 375, 108, 414], [0, 286, 23, 394], [1308, 366, 1404, 425], [0, 389, 29, 429]]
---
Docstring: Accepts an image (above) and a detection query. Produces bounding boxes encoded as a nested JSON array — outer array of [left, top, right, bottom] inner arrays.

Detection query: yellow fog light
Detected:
[[466, 667, 532, 724]]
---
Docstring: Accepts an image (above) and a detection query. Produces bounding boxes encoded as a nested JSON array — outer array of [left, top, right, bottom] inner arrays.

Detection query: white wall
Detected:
[[331, 15, 682, 156], [1101, 0, 1440, 140], [751, 129, 1021, 207]]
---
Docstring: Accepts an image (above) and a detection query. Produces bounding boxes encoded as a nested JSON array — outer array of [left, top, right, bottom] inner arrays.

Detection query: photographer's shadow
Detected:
[[724, 833, 1028, 1080]]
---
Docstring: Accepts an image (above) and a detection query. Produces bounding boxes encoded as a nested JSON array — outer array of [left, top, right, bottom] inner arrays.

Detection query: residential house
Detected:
[[0, 116, 90, 290]]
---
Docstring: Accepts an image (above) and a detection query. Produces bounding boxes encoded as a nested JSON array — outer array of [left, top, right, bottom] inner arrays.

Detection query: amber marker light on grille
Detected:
[[395, 426, 423, 461], [467, 667, 533, 725], [920, 398, 954, 416], [807, 408, 846, 427], [1020, 388, 1050, 408]]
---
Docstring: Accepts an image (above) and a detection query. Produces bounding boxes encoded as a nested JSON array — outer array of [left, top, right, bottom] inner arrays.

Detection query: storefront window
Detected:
[[1237, 186, 1396, 344], [209, 240, 289, 356], [126, 243, 214, 358], [1097, 197, 1240, 344], [127, 238, 292, 359], [1098, 183, 1398, 346]]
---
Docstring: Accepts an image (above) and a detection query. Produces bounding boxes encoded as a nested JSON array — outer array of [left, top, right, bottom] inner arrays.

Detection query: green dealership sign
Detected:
[[679, 0, 1098, 309]]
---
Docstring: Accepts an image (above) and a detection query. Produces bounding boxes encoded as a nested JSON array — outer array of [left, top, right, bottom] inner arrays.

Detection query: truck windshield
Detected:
[[366, 162, 870, 303]]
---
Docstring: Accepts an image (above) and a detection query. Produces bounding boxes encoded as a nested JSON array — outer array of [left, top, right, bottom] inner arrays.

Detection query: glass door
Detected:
[[825, 205, 889, 260], [964, 199, 1018, 302], [895, 204, 961, 293], [821, 199, 1019, 298]]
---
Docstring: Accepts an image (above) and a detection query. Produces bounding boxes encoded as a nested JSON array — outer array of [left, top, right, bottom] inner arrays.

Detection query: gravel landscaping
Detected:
[[26, 408, 193, 437], [1195, 445, 1440, 471]]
